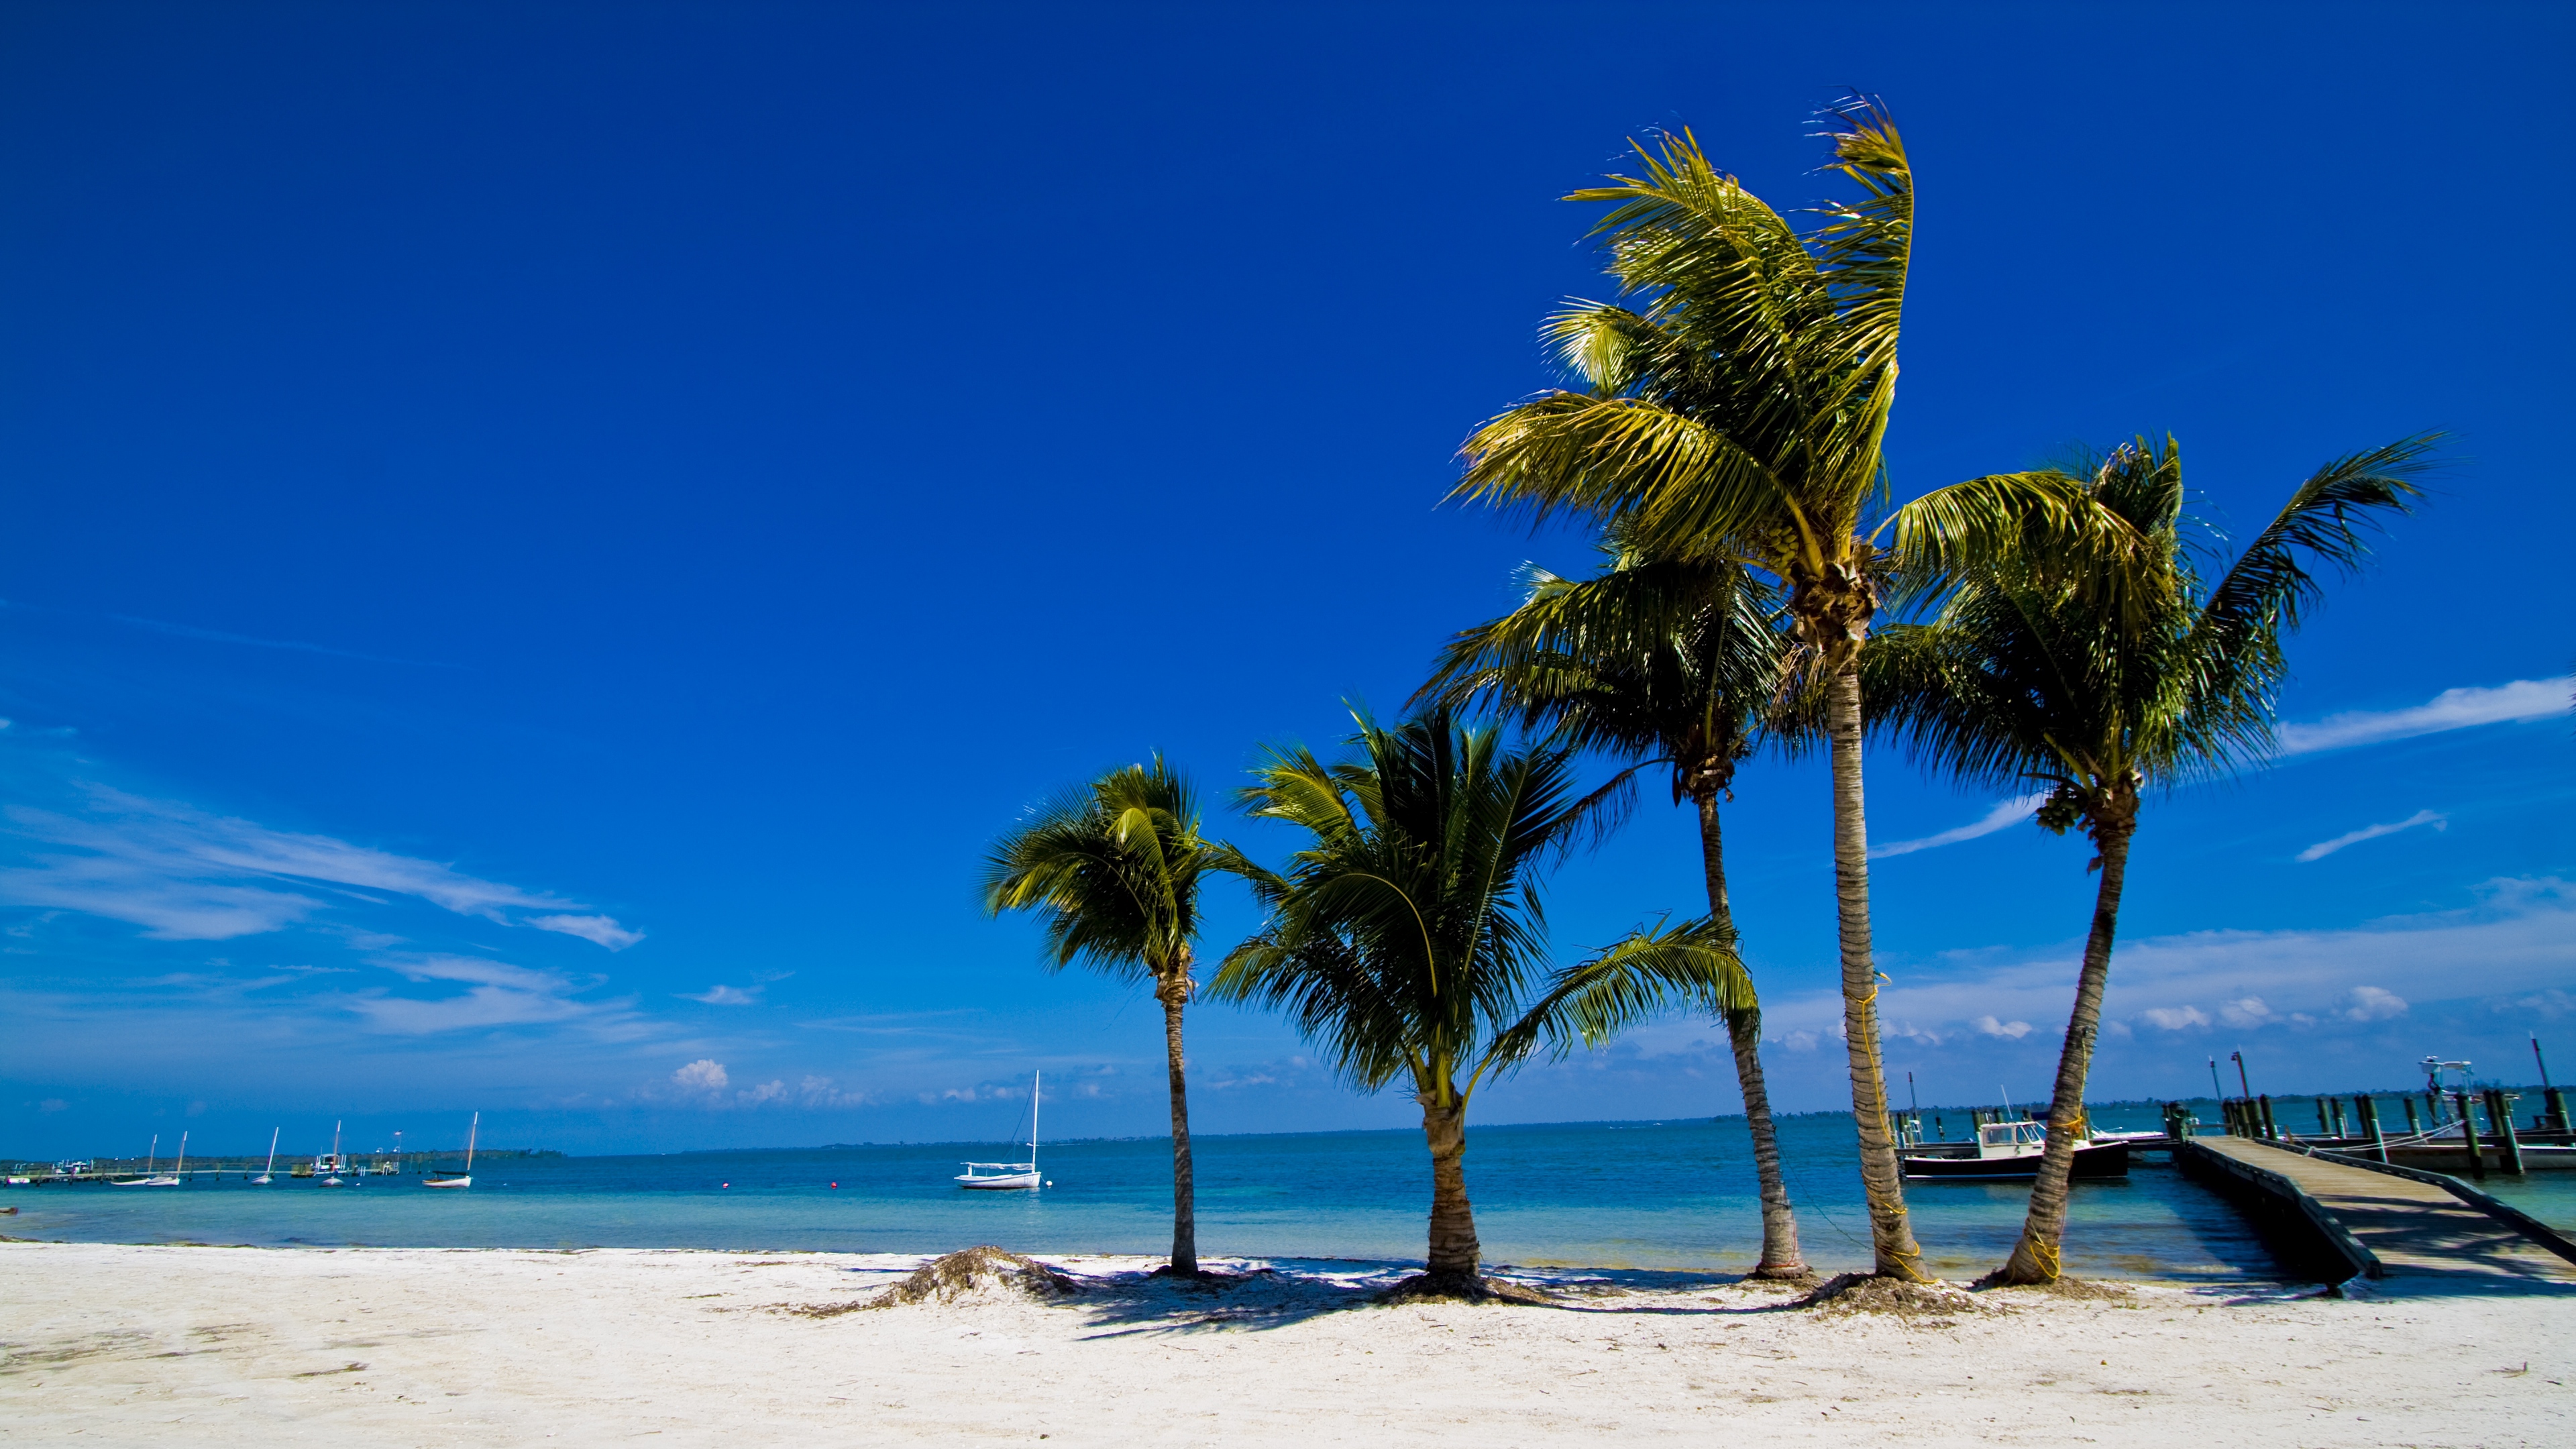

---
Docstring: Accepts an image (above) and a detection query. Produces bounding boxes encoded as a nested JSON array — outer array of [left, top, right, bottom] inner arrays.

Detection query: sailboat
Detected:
[[955, 1070, 1044, 1190], [316, 1121, 352, 1186], [424, 1112, 477, 1189], [113, 1133, 180, 1187], [252, 1128, 279, 1185]]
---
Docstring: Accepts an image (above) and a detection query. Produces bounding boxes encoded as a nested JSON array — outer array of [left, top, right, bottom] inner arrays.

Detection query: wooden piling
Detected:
[[2455, 1092, 2486, 1179], [2258, 1095, 2279, 1140], [2487, 1089, 2526, 1175], [2357, 1095, 2387, 1163], [2404, 1097, 2422, 1134]]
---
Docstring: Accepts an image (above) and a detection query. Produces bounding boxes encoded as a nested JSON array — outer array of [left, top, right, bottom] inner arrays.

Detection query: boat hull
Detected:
[[956, 1173, 1040, 1191], [1900, 1140, 2131, 1181], [422, 1176, 472, 1189]]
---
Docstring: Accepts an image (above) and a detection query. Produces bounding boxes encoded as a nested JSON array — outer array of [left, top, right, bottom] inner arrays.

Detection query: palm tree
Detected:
[[1450, 101, 2076, 1279], [1867, 434, 2428, 1283], [1212, 710, 1752, 1292], [982, 757, 1225, 1277], [1414, 533, 1810, 1278]]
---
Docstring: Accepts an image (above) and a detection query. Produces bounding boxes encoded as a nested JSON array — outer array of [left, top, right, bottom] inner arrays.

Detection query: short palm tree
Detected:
[[1868, 434, 2427, 1283], [1451, 101, 2082, 1278], [1214, 710, 1752, 1292], [982, 757, 1224, 1277], [1415, 533, 1810, 1278]]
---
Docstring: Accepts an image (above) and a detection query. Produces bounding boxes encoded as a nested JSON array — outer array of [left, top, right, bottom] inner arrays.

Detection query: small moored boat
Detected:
[[1900, 1118, 2131, 1181], [424, 1112, 478, 1189], [956, 1071, 1046, 1191]]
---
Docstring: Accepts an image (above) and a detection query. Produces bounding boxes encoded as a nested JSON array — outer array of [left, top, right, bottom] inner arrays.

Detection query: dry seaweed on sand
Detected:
[[863, 1246, 1081, 1309], [1375, 1273, 1558, 1306], [1793, 1272, 1997, 1319], [1970, 1272, 2135, 1301]]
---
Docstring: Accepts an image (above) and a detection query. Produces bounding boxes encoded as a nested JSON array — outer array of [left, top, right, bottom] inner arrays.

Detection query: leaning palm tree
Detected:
[[982, 757, 1224, 1277], [1451, 101, 2082, 1279], [1415, 533, 1810, 1279], [1214, 710, 1752, 1293], [1868, 434, 2427, 1283]]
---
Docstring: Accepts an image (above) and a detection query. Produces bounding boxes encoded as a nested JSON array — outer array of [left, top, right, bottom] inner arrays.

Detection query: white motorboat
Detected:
[[957, 1071, 1045, 1191], [1900, 1116, 2131, 1181], [424, 1112, 477, 1189]]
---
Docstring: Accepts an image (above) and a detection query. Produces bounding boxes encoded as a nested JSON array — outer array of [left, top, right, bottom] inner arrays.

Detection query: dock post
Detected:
[[2329, 1097, 2348, 1138], [2487, 1089, 2525, 1175], [2548, 1087, 2571, 1135], [2404, 1097, 2422, 1134], [2316, 1099, 2332, 1135], [2455, 1091, 2487, 1179], [2358, 1095, 2387, 1163], [2257, 1094, 2279, 1140]]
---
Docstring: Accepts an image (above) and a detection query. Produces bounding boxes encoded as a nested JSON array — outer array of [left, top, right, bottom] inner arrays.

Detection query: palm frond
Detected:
[[1485, 916, 1753, 1075]]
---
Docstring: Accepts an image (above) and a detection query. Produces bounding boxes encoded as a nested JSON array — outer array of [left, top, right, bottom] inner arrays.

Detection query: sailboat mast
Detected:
[[464, 1112, 478, 1172], [176, 1131, 187, 1177], [264, 1128, 278, 1175], [1030, 1071, 1040, 1171]]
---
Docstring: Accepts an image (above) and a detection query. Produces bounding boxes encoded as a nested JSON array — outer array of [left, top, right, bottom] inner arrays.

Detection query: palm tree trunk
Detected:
[[1418, 1087, 1480, 1282], [1695, 792, 1807, 1279], [1157, 973, 1198, 1277], [1998, 809, 2137, 1284], [1827, 663, 1925, 1280]]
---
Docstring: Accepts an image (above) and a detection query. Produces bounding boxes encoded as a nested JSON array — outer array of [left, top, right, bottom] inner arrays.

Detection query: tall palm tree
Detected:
[[1450, 101, 2075, 1279], [1213, 710, 1752, 1291], [1868, 435, 2427, 1283], [1415, 533, 1810, 1278], [982, 757, 1224, 1277]]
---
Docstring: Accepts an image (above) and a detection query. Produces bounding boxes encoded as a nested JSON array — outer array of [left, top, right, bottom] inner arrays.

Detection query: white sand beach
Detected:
[[3, 1241, 2569, 1446]]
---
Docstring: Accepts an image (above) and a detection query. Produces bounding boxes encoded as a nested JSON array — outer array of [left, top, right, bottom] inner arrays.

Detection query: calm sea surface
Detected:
[[15, 1101, 2574, 1281]]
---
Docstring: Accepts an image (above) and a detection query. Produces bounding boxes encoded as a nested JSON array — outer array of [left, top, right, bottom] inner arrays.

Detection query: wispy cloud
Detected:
[[2279, 677, 2571, 755], [2297, 809, 2446, 862], [344, 984, 596, 1034], [682, 984, 761, 1006], [0, 784, 639, 947], [1870, 794, 2049, 859], [530, 914, 645, 950], [329, 952, 612, 1035], [105, 612, 456, 669]]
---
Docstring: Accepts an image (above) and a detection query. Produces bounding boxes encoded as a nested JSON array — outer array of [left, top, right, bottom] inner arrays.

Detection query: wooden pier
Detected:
[[2182, 1134, 2576, 1290]]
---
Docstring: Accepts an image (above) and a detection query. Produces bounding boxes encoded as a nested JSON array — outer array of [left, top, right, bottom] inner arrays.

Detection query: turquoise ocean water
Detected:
[[14, 1102, 2573, 1281]]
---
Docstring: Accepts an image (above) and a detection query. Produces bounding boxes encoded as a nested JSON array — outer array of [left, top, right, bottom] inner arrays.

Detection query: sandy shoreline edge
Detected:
[[5, 1240, 2569, 1446]]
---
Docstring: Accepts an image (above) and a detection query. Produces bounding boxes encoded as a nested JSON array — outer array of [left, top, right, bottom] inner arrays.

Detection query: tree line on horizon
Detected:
[[983, 95, 2428, 1293]]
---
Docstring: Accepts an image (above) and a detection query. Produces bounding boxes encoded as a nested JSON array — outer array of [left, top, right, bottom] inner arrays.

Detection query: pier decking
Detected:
[[2186, 1134, 2576, 1290]]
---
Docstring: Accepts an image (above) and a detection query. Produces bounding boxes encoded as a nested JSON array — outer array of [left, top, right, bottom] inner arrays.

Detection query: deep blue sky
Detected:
[[4, 3, 2569, 1159]]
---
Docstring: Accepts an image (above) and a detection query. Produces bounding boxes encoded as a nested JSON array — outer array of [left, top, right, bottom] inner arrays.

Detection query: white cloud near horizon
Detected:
[[0, 784, 641, 948], [2279, 677, 2571, 755], [1871, 794, 2050, 859], [2297, 809, 2446, 862], [1703, 877, 2576, 1058]]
